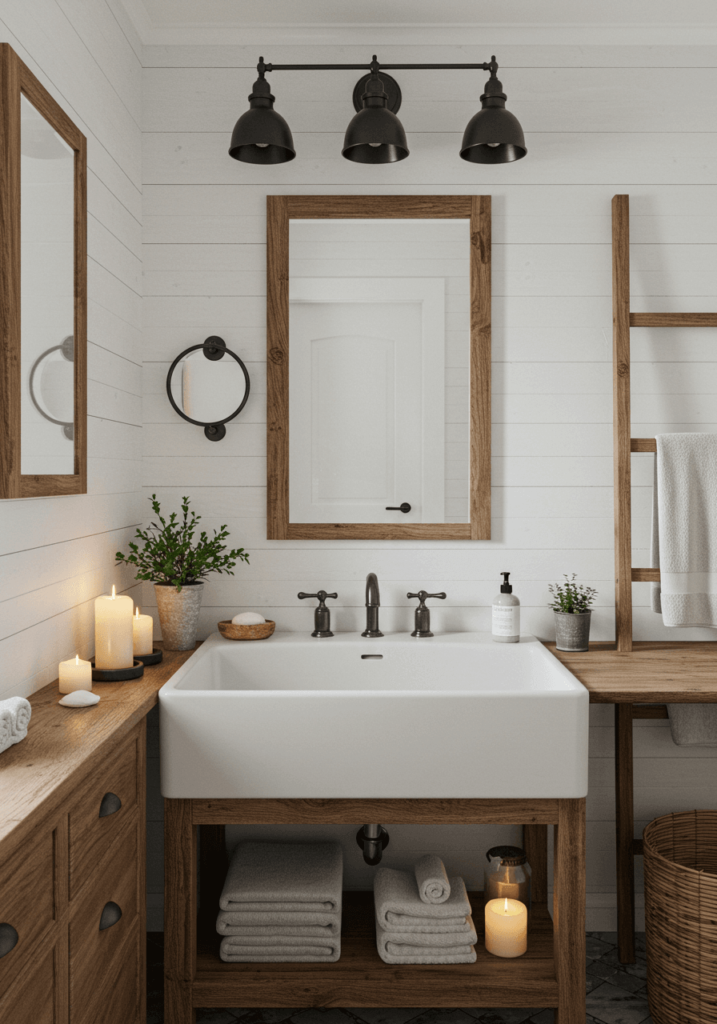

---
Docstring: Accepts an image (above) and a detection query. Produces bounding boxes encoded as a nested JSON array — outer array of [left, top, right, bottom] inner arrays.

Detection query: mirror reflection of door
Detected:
[[19, 92, 74, 475], [20, 93, 75, 475], [288, 219, 470, 526], [290, 280, 445, 523]]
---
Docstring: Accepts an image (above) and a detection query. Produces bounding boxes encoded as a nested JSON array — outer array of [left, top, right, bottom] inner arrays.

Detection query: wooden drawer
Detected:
[[0, 826, 56, 990], [68, 729, 139, 899], [69, 810, 141, 1018], [0, 944, 58, 1024], [72, 918, 140, 1024]]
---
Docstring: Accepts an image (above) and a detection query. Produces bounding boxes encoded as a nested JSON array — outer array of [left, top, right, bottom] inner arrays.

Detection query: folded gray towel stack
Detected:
[[374, 865, 476, 964], [216, 841, 343, 962]]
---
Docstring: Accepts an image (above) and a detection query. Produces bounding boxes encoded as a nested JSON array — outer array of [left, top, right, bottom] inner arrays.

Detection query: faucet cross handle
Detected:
[[298, 591, 338, 638], [407, 590, 447, 638]]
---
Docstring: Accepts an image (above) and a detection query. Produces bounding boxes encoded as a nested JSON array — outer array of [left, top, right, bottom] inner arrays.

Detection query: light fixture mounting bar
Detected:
[[259, 61, 496, 72]]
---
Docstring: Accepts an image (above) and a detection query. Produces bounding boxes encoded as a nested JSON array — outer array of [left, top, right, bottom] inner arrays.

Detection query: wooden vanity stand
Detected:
[[164, 797, 586, 1024]]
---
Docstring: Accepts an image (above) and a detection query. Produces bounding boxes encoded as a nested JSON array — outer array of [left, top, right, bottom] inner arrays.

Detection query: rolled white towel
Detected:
[[0, 708, 13, 754], [414, 854, 451, 904], [0, 696, 32, 755]]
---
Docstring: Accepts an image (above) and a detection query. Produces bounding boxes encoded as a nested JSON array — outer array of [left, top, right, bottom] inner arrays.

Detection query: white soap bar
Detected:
[[231, 612, 266, 625], [58, 690, 100, 708]]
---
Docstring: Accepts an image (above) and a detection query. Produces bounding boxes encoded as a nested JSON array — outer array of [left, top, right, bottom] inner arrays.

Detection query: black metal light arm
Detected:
[[258, 56, 498, 74]]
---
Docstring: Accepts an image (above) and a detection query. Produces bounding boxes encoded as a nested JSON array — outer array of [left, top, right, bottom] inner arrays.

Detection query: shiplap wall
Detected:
[[0, 0, 143, 702], [141, 42, 717, 929]]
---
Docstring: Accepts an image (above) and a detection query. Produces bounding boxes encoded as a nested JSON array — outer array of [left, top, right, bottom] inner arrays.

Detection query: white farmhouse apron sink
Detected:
[[159, 632, 588, 800]]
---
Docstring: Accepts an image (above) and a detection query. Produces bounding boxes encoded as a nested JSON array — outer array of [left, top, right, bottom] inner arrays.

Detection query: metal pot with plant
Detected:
[[548, 574, 597, 653], [116, 494, 249, 651]]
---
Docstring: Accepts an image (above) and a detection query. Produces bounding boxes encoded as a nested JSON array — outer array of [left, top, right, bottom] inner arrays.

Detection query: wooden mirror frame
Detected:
[[0, 44, 87, 499], [266, 195, 491, 540]]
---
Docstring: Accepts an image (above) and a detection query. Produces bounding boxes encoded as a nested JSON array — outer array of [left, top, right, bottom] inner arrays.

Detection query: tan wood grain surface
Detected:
[[612, 194, 633, 651], [630, 312, 717, 327], [266, 194, 491, 541], [630, 438, 657, 452], [544, 641, 717, 702], [614, 706, 636, 964], [470, 195, 492, 539], [0, 44, 88, 500], [553, 799, 586, 1024], [192, 892, 558, 1008], [192, 797, 561, 825], [0, 44, 21, 499], [631, 567, 660, 582], [0, 644, 197, 857]]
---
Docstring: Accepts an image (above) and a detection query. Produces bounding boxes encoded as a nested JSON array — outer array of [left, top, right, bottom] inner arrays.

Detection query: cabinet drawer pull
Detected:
[[99, 792, 122, 818], [99, 901, 122, 931], [0, 923, 19, 958]]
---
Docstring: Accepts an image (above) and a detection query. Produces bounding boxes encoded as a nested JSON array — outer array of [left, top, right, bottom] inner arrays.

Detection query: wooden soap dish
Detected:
[[218, 620, 276, 641]]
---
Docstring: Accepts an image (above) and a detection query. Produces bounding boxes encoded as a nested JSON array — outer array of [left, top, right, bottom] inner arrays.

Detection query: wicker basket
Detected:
[[217, 620, 275, 641], [644, 810, 717, 1024]]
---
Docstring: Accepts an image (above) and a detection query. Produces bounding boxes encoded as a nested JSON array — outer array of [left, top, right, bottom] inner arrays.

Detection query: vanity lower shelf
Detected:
[[193, 892, 558, 1008]]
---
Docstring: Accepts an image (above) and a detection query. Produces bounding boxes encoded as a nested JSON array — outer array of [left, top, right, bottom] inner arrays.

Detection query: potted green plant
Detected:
[[548, 574, 597, 652], [116, 494, 249, 651]]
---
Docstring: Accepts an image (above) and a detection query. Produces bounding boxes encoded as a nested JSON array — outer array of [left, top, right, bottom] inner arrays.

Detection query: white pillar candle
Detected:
[[59, 654, 92, 694], [485, 898, 528, 958], [132, 607, 154, 656], [94, 585, 134, 670]]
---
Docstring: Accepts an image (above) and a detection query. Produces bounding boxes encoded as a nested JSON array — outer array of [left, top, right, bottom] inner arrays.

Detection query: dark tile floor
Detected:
[[147, 932, 652, 1024]]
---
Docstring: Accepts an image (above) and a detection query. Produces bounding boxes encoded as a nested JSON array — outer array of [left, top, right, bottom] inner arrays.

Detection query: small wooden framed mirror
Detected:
[[0, 44, 87, 499], [267, 195, 491, 540]]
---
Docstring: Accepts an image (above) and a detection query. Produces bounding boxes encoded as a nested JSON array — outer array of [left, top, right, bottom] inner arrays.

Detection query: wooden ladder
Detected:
[[612, 193, 717, 651], [611, 194, 717, 963]]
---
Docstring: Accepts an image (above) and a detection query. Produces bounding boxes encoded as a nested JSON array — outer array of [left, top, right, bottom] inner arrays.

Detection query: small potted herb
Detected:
[[116, 494, 249, 650], [548, 574, 597, 652]]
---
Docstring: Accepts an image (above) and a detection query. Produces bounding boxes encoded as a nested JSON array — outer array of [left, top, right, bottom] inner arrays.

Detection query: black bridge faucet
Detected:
[[362, 573, 383, 638]]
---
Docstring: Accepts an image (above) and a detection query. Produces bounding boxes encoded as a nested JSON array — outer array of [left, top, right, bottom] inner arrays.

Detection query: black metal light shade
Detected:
[[460, 69, 527, 164], [342, 73, 408, 164], [229, 76, 295, 164]]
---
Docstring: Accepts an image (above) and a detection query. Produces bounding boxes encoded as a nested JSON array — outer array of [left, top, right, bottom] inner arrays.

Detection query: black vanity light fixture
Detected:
[[229, 55, 526, 166]]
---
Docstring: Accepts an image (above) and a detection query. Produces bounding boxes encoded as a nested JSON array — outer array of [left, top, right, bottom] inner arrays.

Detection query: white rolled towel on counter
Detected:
[[0, 696, 32, 755]]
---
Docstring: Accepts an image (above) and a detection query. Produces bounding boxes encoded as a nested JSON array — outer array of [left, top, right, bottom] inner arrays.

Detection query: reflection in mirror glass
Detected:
[[20, 94, 75, 475], [289, 218, 470, 525], [170, 349, 249, 424]]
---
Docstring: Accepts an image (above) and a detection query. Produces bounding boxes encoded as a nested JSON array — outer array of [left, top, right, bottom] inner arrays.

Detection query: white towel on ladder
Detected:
[[650, 433, 717, 627]]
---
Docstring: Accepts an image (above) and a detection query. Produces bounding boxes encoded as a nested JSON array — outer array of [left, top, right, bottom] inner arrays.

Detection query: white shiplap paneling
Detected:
[[142, 42, 717, 928], [0, 1, 143, 701]]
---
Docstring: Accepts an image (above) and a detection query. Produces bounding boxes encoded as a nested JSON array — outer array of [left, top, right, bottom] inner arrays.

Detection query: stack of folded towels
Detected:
[[216, 841, 343, 962], [0, 696, 32, 756], [374, 854, 476, 964]]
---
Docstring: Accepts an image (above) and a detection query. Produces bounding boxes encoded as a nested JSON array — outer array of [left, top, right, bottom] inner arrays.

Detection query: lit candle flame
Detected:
[[75, 654, 79, 665], [111, 585, 116, 599], [504, 898, 509, 913], [135, 607, 140, 618]]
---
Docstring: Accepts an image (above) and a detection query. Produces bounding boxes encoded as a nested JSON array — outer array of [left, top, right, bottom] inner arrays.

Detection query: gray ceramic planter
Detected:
[[554, 609, 591, 652], [155, 581, 204, 651]]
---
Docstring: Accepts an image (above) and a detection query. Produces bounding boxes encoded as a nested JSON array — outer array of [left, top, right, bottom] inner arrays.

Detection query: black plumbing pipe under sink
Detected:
[[356, 824, 390, 865]]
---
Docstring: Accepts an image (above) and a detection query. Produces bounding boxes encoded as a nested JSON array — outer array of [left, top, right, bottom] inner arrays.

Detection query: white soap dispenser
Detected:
[[492, 572, 520, 643]]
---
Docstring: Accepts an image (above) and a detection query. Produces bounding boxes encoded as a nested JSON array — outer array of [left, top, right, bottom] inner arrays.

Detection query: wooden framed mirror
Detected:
[[0, 43, 87, 499], [267, 195, 491, 540]]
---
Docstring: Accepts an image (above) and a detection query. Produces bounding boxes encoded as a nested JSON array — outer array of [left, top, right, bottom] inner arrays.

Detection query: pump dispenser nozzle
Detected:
[[500, 572, 512, 594]]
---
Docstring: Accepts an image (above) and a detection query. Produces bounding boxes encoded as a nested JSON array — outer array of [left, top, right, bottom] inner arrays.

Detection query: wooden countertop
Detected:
[[0, 643, 197, 852], [545, 641, 717, 703]]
